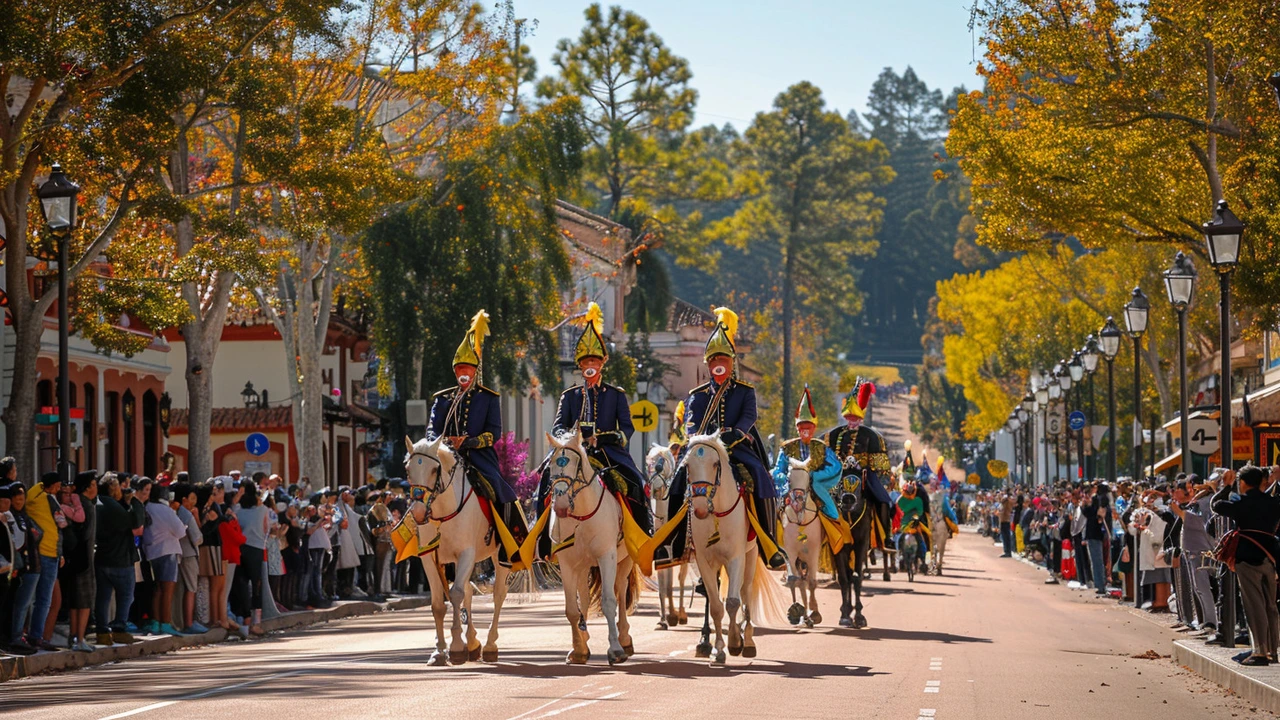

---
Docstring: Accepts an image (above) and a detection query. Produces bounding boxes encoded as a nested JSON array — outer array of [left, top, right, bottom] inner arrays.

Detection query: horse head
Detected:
[[404, 435, 458, 507], [838, 459, 866, 517], [684, 432, 731, 520], [786, 458, 813, 514], [544, 430, 594, 519], [646, 444, 676, 501]]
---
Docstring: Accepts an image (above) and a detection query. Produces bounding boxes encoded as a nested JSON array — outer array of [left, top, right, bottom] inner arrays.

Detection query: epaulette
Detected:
[[562, 384, 583, 395], [735, 380, 754, 390], [609, 384, 627, 394], [692, 382, 712, 393], [477, 385, 499, 396], [433, 386, 458, 398]]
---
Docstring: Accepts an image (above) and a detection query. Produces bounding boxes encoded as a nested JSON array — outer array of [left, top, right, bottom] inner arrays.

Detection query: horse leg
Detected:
[[422, 555, 449, 666], [449, 548, 476, 664], [561, 563, 588, 665], [616, 560, 634, 658], [482, 559, 507, 662], [725, 554, 745, 657], [853, 540, 868, 629], [806, 540, 822, 626], [835, 547, 853, 627], [598, 550, 626, 665], [657, 566, 670, 630], [694, 555, 723, 665], [677, 564, 690, 624]]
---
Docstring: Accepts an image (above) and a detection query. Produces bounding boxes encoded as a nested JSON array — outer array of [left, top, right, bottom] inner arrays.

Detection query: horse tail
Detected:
[[587, 566, 603, 617], [586, 564, 641, 615], [743, 554, 793, 628]]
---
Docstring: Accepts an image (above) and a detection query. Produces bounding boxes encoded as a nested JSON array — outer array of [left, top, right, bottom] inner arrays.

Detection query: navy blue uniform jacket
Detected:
[[683, 379, 775, 499], [552, 384, 643, 482], [428, 385, 513, 503]]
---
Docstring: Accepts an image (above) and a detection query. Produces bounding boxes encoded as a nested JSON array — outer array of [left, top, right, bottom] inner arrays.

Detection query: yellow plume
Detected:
[[584, 302, 604, 334], [712, 307, 738, 342], [468, 310, 490, 358], [904, 439, 912, 452]]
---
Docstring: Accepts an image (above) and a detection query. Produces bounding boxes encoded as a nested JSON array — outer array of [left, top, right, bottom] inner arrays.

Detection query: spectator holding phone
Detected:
[[196, 480, 232, 631], [1211, 465, 1280, 666], [142, 479, 186, 636], [235, 479, 269, 636], [94, 473, 143, 646]]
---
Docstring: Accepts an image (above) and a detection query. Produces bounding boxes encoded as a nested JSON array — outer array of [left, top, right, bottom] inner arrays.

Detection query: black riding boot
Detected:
[[534, 466, 554, 560]]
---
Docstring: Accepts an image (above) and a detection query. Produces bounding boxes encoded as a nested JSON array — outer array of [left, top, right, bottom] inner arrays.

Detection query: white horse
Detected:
[[545, 431, 639, 665], [404, 436, 509, 666], [781, 459, 823, 627], [647, 445, 691, 630], [929, 489, 952, 576], [684, 433, 757, 665]]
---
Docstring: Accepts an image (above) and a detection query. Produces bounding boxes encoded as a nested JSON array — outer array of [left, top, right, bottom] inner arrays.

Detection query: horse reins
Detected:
[[549, 447, 606, 522], [406, 450, 469, 524]]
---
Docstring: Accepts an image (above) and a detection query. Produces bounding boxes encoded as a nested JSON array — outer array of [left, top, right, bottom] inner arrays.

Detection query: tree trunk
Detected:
[[780, 243, 796, 440], [4, 312, 43, 485]]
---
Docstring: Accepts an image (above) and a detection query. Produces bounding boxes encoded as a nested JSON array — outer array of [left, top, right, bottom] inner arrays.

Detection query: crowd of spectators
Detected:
[[971, 464, 1280, 667], [0, 462, 422, 657]]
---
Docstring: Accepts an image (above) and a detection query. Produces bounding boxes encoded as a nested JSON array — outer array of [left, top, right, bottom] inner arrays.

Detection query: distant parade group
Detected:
[[390, 304, 955, 666]]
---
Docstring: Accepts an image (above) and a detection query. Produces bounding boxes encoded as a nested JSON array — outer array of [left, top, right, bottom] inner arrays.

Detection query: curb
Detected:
[[0, 595, 429, 683], [1173, 639, 1280, 714]]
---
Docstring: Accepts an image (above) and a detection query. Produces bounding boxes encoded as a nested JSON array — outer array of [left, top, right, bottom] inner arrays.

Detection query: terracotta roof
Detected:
[[170, 407, 293, 432]]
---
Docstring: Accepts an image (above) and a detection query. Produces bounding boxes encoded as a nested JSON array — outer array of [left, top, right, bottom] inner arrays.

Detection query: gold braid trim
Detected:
[[471, 432, 495, 449]]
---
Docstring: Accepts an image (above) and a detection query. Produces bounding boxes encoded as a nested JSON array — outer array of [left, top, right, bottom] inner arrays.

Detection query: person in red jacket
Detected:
[[218, 481, 248, 633]]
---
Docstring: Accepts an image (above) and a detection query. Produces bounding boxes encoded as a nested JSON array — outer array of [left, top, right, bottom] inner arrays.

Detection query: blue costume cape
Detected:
[[772, 439, 842, 520], [428, 385, 514, 503]]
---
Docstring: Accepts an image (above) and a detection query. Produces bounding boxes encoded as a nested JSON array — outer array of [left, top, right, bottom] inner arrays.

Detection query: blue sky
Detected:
[[516, 0, 985, 130]]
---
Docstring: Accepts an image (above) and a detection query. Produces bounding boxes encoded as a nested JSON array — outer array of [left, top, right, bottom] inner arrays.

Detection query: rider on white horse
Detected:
[[426, 310, 529, 567], [928, 471, 959, 574], [533, 303, 652, 561], [772, 385, 843, 524]]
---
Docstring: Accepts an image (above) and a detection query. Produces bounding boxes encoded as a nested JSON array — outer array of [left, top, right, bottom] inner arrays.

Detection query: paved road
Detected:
[[3, 530, 1266, 720]]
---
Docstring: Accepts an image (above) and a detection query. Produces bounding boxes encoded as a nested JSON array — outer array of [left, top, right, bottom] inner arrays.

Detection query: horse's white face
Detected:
[[403, 436, 452, 503], [786, 459, 812, 513], [684, 434, 729, 520], [544, 431, 593, 518], [646, 445, 676, 499]]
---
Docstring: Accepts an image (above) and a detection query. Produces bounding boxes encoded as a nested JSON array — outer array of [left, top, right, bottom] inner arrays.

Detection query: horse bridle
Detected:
[[685, 440, 743, 517], [405, 449, 467, 522], [548, 447, 605, 521], [647, 460, 674, 502]]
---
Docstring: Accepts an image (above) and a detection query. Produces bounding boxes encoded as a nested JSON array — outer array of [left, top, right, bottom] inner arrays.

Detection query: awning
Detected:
[[1161, 409, 1219, 436], [1148, 449, 1182, 475], [1232, 381, 1280, 424]]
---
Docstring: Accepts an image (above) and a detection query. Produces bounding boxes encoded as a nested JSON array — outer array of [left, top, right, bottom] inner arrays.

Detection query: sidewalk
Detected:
[[1004, 534, 1280, 713], [0, 594, 429, 683]]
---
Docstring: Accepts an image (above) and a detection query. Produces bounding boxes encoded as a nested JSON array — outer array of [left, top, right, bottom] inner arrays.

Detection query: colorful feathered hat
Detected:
[[574, 302, 608, 363], [794, 384, 818, 427], [704, 307, 738, 361], [452, 310, 490, 368], [902, 439, 916, 473], [841, 377, 875, 419]]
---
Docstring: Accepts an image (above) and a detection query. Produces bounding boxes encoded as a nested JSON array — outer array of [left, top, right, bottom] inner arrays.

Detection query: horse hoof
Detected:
[[711, 650, 726, 666], [622, 643, 634, 657], [695, 642, 712, 658], [566, 652, 587, 665], [428, 651, 448, 666], [742, 645, 757, 658], [728, 644, 742, 657], [809, 611, 822, 625], [449, 650, 469, 665], [656, 621, 669, 631], [482, 647, 499, 663], [854, 615, 868, 629], [608, 648, 628, 665], [468, 645, 482, 661], [803, 617, 814, 629], [667, 613, 681, 626], [677, 610, 688, 624], [838, 616, 854, 628]]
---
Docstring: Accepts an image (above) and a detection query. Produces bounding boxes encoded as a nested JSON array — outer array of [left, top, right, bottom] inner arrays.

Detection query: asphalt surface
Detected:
[[3, 529, 1269, 720]]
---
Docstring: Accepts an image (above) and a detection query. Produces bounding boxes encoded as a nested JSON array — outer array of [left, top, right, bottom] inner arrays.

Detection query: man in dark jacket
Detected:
[[94, 473, 145, 645], [1211, 465, 1280, 666]]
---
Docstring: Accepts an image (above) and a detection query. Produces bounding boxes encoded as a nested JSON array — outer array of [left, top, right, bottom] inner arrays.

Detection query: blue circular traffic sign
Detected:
[[245, 432, 270, 457], [1067, 411, 1087, 432]]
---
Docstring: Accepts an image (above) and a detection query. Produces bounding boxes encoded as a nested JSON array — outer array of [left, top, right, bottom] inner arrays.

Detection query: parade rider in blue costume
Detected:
[[773, 385, 843, 522]]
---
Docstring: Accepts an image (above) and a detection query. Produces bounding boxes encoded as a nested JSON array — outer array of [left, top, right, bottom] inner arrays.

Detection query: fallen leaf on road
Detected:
[[1131, 650, 1162, 659]]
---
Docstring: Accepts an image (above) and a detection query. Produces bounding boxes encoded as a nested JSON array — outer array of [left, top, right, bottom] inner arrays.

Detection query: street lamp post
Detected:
[[1058, 363, 1073, 481], [1100, 318, 1122, 484], [1021, 393, 1034, 484], [1164, 251, 1197, 473], [1036, 378, 1050, 485], [1083, 337, 1101, 480], [36, 164, 80, 485], [1204, 199, 1244, 648], [1070, 352, 1084, 481], [1124, 287, 1150, 481]]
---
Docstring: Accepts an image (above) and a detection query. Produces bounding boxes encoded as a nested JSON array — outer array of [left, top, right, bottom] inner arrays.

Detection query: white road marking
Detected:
[[924, 687, 940, 694], [919, 710, 937, 718], [521, 691, 627, 720], [926, 680, 941, 687], [504, 686, 594, 720], [98, 669, 306, 720]]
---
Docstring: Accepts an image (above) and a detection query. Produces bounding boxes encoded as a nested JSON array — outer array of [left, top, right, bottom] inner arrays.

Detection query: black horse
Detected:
[[834, 465, 892, 629]]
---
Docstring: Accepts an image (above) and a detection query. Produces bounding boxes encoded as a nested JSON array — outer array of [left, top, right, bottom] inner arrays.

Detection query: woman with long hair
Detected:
[[195, 481, 233, 631]]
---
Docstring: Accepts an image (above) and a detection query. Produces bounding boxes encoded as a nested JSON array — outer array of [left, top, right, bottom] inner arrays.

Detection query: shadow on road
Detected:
[[484, 651, 889, 680]]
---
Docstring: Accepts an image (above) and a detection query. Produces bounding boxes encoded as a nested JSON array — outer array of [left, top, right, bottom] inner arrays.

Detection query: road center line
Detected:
[[524, 691, 626, 720]]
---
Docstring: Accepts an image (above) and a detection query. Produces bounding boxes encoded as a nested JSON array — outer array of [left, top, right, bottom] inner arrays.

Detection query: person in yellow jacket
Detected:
[[24, 472, 65, 650]]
